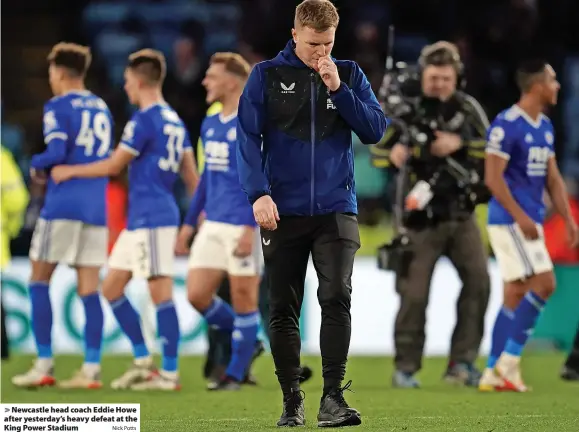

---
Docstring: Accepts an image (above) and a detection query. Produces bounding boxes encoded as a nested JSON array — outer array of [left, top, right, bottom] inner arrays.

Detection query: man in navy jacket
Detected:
[[237, 0, 388, 428]]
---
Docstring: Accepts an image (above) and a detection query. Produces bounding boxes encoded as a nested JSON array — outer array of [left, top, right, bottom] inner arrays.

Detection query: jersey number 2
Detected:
[[159, 124, 185, 173], [76, 110, 111, 157]]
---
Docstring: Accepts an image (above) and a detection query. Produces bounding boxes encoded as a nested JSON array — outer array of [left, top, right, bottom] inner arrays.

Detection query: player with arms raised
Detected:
[[52, 49, 198, 390], [482, 60, 578, 392], [12, 43, 112, 389], [176, 52, 261, 391]]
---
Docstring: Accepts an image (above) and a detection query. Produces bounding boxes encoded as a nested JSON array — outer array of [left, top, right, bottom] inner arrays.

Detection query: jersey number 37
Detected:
[[76, 110, 112, 157]]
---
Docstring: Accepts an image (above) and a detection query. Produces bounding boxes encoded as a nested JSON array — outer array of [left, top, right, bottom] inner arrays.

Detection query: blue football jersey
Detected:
[[120, 103, 192, 230], [486, 105, 555, 225], [185, 113, 256, 227], [32, 90, 112, 226]]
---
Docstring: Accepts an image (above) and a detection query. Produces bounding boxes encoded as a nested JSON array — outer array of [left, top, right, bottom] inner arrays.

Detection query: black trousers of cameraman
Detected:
[[263, 213, 360, 396], [394, 214, 490, 374], [1, 300, 9, 359], [564, 320, 579, 371]]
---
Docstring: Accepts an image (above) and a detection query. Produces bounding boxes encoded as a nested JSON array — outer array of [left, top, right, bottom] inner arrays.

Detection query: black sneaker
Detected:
[[277, 389, 305, 427], [299, 365, 313, 384], [561, 365, 579, 381], [206, 365, 226, 390], [317, 380, 361, 428], [207, 375, 241, 391], [443, 362, 482, 387]]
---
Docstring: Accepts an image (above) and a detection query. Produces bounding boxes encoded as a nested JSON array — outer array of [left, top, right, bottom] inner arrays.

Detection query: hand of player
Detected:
[[253, 195, 280, 231], [51, 165, 74, 184], [431, 131, 462, 157], [175, 225, 195, 256], [318, 56, 341, 92], [516, 214, 539, 240], [390, 143, 410, 168], [197, 212, 206, 228], [565, 218, 579, 248], [30, 168, 48, 185], [234, 227, 255, 258]]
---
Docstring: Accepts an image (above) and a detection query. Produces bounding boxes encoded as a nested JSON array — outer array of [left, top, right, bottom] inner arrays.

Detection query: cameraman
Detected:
[[371, 42, 490, 388]]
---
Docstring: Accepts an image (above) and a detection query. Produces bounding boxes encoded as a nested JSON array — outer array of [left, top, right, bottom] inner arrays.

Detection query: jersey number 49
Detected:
[[76, 110, 112, 158]]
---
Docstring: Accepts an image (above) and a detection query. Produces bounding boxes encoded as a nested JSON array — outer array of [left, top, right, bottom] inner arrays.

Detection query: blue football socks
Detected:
[[156, 300, 180, 372], [109, 295, 149, 359], [226, 311, 260, 381], [29, 282, 53, 359], [503, 291, 546, 357], [486, 306, 514, 369], [202, 297, 235, 332], [80, 292, 104, 365]]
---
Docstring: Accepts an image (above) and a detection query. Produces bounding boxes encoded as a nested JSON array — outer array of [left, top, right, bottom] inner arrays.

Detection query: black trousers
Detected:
[[1, 300, 9, 359], [262, 213, 360, 395], [394, 215, 490, 373], [565, 320, 579, 369]]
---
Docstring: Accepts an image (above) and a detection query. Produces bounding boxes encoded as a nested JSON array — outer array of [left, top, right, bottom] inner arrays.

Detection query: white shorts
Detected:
[[188, 221, 263, 276], [108, 227, 177, 279], [487, 223, 553, 282], [29, 218, 108, 267]]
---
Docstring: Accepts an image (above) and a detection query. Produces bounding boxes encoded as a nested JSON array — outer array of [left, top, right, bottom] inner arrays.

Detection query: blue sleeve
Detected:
[[31, 103, 69, 169], [119, 113, 148, 156], [236, 65, 270, 205], [485, 118, 515, 160], [184, 170, 207, 226], [239, 204, 258, 227], [329, 62, 389, 144]]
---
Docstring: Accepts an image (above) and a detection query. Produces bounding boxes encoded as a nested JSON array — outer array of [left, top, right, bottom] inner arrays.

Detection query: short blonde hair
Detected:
[[295, 0, 339, 32], [210, 52, 251, 80], [127, 49, 167, 86], [47, 42, 92, 77]]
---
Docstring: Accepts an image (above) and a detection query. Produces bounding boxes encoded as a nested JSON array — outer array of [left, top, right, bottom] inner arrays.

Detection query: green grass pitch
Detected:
[[2, 354, 579, 431]]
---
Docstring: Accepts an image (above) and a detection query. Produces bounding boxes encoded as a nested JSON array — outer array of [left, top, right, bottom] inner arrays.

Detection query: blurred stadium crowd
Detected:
[[3, 0, 579, 259]]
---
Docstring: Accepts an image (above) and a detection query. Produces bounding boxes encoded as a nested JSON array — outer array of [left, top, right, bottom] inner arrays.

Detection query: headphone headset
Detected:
[[417, 41, 466, 90]]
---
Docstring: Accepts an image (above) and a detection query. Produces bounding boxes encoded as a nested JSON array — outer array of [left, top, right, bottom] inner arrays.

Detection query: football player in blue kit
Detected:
[[175, 52, 262, 391], [482, 60, 578, 391], [12, 43, 112, 389], [52, 49, 198, 391]]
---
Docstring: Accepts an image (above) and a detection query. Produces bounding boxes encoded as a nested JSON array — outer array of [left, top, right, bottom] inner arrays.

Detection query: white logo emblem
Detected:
[[525, 133, 533, 143], [227, 127, 237, 142], [281, 82, 295, 94], [262, 238, 271, 246], [121, 121, 136, 142], [326, 98, 336, 110], [206, 128, 214, 137], [43, 110, 58, 133], [545, 131, 554, 145], [487, 126, 505, 149], [161, 109, 179, 123]]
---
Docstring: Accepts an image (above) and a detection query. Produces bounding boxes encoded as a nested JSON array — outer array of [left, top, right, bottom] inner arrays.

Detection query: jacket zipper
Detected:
[[310, 72, 316, 216]]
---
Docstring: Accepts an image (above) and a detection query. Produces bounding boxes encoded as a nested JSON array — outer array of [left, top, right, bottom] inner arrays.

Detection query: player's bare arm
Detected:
[[233, 226, 255, 258], [175, 224, 195, 255], [180, 149, 199, 196], [51, 147, 135, 184], [485, 153, 539, 239], [546, 157, 579, 247]]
